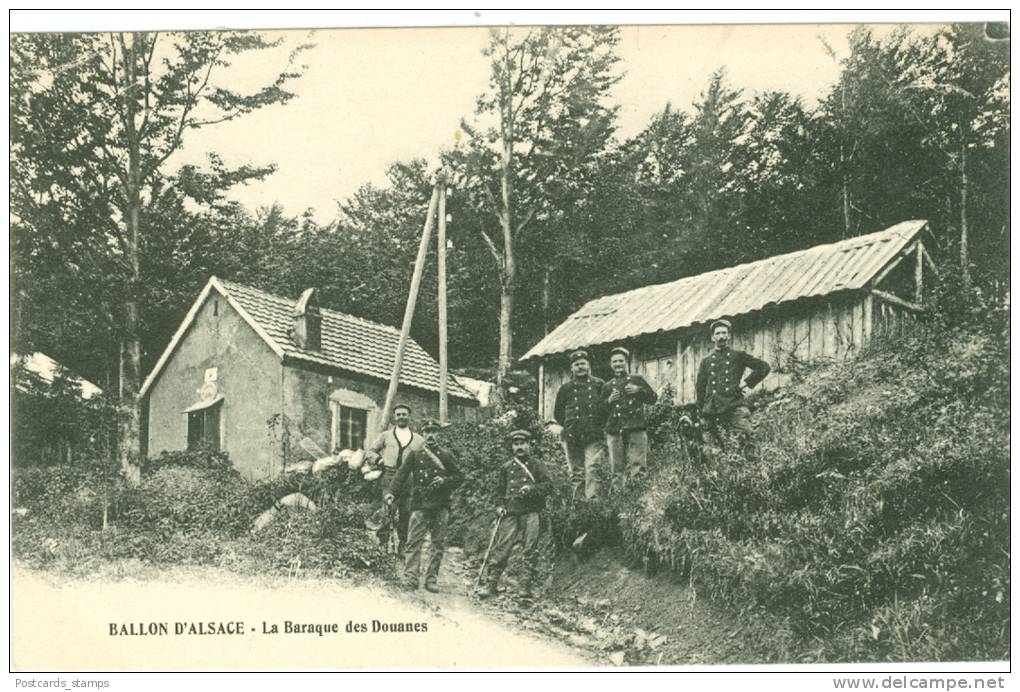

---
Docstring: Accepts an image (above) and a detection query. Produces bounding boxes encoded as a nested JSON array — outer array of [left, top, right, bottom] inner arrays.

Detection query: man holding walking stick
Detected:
[[477, 429, 552, 602]]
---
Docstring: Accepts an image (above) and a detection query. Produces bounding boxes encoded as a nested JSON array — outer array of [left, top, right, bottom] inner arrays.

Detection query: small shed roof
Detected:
[[522, 220, 928, 360], [11, 352, 103, 399], [140, 277, 475, 402]]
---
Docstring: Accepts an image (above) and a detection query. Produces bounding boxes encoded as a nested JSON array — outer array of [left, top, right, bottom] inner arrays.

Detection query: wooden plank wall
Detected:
[[658, 295, 870, 405], [538, 293, 901, 409]]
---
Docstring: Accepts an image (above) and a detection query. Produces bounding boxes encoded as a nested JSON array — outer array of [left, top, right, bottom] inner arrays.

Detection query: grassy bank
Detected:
[[622, 314, 1009, 661]]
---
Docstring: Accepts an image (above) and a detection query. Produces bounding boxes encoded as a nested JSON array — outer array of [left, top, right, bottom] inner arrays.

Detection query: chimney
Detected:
[[293, 288, 322, 351]]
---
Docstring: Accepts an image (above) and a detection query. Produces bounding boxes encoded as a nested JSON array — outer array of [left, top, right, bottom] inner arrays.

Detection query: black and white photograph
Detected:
[[8, 10, 1011, 680]]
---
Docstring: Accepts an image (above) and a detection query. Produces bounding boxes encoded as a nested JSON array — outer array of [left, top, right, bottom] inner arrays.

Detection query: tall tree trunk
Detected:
[[841, 175, 851, 239], [496, 31, 515, 385], [497, 156, 514, 383], [959, 138, 971, 287], [118, 33, 143, 485], [542, 268, 551, 336], [498, 281, 514, 384], [840, 81, 852, 238]]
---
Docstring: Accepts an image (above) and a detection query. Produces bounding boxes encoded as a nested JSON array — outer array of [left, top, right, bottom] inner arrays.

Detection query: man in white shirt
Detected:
[[366, 404, 425, 552]]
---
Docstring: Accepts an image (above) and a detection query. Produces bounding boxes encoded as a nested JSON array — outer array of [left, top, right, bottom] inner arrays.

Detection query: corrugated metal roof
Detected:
[[216, 280, 475, 401], [522, 220, 928, 360]]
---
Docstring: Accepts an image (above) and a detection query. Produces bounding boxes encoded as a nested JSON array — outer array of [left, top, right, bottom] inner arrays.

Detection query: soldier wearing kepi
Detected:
[[365, 404, 425, 553], [478, 429, 552, 601], [553, 349, 608, 499], [696, 319, 771, 452], [602, 346, 658, 483], [385, 419, 463, 592]]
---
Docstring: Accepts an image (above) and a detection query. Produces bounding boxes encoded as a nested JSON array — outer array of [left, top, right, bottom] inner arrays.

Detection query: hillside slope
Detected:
[[619, 315, 1009, 662]]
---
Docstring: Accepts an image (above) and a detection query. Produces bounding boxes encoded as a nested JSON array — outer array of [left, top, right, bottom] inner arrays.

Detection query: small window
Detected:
[[187, 401, 222, 450], [332, 404, 368, 451]]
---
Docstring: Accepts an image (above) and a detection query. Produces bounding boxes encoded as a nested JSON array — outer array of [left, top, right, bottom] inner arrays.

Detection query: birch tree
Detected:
[[11, 30, 309, 482]]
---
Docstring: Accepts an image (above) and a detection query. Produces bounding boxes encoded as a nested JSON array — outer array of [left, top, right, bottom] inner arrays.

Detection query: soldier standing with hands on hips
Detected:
[[696, 319, 771, 453], [478, 429, 552, 602], [603, 346, 657, 483]]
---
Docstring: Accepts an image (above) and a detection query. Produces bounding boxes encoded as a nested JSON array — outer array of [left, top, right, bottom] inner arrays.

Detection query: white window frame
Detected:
[[184, 396, 224, 451], [328, 389, 378, 452]]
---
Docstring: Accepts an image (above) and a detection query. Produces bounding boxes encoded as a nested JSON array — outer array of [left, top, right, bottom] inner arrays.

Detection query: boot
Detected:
[[477, 580, 498, 599], [424, 581, 440, 593]]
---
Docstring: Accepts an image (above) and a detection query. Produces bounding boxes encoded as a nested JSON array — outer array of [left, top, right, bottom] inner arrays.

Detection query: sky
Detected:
[[172, 23, 887, 220], [10, 12, 965, 222]]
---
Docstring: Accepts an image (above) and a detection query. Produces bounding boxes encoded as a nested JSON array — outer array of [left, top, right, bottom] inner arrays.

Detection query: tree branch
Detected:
[[515, 206, 537, 235], [137, 32, 159, 139], [144, 41, 223, 182], [476, 224, 505, 274]]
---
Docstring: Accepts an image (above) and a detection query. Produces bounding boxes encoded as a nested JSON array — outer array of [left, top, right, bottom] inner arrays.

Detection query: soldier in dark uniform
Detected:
[[385, 419, 464, 592], [696, 319, 771, 451], [478, 429, 552, 601], [552, 349, 608, 499], [602, 346, 658, 483]]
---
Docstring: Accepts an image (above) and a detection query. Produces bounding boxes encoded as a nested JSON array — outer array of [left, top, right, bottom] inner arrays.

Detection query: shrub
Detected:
[[12, 461, 121, 529], [145, 447, 233, 472], [118, 465, 254, 537], [238, 509, 392, 579]]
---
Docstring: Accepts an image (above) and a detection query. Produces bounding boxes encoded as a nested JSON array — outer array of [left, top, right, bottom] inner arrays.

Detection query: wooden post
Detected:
[[915, 241, 924, 303], [537, 362, 545, 420], [675, 338, 683, 404], [437, 186, 449, 425], [379, 185, 440, 433]]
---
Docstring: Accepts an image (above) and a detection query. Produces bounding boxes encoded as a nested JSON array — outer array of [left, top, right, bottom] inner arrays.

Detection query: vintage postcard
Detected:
[[9, 10, 1011, 681]]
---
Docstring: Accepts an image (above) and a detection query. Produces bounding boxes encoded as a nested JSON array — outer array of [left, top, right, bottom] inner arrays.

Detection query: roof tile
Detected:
[[218, 280, 474, 401]]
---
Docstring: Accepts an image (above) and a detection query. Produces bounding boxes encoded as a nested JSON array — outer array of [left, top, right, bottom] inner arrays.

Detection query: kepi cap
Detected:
[[509, 429, 532, 442], [569, 349, 590, 364], [392, 403, 412, 414], [609, 346, 630, 359], [710, 318, 732, 333], [421, 418, 442, 432]]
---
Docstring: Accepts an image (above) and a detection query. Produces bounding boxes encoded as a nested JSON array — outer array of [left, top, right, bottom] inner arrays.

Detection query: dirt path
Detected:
[[439, 546, 799, 666], [11, 559, 593, 671]]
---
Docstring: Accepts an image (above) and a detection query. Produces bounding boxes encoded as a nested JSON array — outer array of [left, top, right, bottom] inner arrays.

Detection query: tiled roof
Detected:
[[217, 280, 475, 401], [522, 220, 929, 360]]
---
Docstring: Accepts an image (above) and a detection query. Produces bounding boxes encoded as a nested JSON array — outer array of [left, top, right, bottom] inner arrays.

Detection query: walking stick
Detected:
[[475, 514, 504, 586]]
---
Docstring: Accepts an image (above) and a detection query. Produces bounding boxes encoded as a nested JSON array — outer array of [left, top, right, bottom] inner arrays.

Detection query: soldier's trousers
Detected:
[[702, 406, 754, 450], [378, 469, 410, 553], [605, 429, 649, 482], [402, 507, 449, 588], [485, 512, 542, 587], [564, 438, 608, 500]]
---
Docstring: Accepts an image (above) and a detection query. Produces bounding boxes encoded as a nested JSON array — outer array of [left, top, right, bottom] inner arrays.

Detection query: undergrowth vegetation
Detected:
[[620, 301, 1009, 662], [12, 449, 393, 580], [11, 290, 1009, 662]]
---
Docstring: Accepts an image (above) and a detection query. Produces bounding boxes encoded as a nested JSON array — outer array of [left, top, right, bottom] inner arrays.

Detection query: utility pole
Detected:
[[378, 183, 440, 433], [437, 184, 450, 424]]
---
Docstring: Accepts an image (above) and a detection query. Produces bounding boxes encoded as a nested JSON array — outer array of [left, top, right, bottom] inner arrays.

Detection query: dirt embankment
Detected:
[[468, 547, 800, 666]]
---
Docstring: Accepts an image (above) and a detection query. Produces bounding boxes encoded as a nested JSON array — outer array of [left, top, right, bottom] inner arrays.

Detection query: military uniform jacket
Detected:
[[553, 376, 607, 443], [496, 457, 552, 515], [602, 374, 658, 433], [696, 347, 771, 416], [389, 445, 464, 511]]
